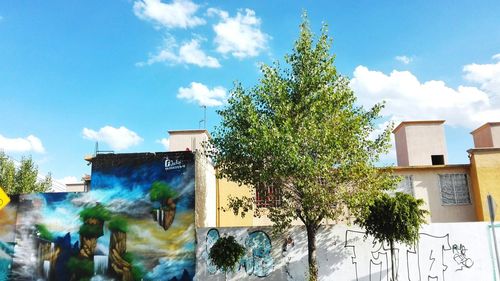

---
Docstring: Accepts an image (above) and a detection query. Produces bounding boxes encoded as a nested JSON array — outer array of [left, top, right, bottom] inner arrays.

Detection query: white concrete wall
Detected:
[[195, 151, 217, 227], [197, 222, 496, 281]]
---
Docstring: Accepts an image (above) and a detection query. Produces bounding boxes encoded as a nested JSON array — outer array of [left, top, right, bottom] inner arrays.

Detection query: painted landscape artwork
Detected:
[[9, 152, 195, 281], [0, 197, 17, 281]]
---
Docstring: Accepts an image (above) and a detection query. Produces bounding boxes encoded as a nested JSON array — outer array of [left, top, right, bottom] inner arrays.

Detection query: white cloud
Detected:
[[395, 55, 412, 65], [57, 176, 79, 184], [82, 126, 143, 151], [0, 134, 45, 153], [463, 54, 500, 95], [133, 0, 205, 29], [138, 37, 220, 68], [177, 82, 227, 106], [350, 64, 500, 130], [208, 8, 269, 58], [156, 138, 170, 150]]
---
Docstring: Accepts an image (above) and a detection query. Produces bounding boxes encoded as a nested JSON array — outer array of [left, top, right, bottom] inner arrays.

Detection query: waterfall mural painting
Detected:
[[8, 152, 195, 281]]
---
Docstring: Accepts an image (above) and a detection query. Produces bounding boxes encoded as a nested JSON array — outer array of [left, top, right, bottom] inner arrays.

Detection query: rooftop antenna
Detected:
[[94, 141, 114, 155], [199, 105, 207, 129]]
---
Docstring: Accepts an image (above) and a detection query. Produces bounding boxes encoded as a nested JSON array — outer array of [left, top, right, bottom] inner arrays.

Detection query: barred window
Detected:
[[255, 186, 282, 208], [439, 174, 471, 205], [396, 175, 414, 195]]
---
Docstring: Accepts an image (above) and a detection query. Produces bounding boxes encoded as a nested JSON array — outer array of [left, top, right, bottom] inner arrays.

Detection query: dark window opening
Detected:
[[255, 186, 282, 208], [431, 155, 445, 165]]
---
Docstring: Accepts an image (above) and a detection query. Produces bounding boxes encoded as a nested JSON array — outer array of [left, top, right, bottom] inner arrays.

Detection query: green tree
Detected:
[[0, 152, 51, 195], [355, 192, 428, 281], [208, 14, 396, 281], [209, 236, 245, 280], [149, 181, 177, 203]]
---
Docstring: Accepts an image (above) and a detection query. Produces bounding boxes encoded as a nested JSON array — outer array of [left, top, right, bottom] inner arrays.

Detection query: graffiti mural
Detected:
[[0, 197, 18, 281], [9, 152, 195, 281], [197, 224, 487, 281], [345, 230, 475, 281], [201, 229, 274, 278]]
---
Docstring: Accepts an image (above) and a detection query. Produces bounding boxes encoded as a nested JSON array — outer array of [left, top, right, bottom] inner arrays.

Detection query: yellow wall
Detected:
[[469, 149, 500, 221], [216, 178, 254, 227], [217, 166, 478, 227]]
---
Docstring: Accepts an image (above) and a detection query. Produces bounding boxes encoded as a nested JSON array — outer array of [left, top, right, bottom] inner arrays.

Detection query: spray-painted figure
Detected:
[[345, 230, 474, 281]]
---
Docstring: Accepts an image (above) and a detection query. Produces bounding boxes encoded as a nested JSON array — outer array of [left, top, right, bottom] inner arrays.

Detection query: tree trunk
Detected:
[[306, 224, 319, 281], [390, 240, 396, 281]]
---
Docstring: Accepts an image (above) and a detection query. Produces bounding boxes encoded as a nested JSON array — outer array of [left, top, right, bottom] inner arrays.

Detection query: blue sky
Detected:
[[1, 0, 500, 183]]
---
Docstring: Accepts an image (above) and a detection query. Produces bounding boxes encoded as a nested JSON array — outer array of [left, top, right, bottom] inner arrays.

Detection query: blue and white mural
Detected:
[[8, 152, 195, 281]]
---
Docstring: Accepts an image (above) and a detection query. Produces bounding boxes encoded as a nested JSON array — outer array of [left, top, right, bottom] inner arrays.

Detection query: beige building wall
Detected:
[[472, 125, 494, 148], [394, 165, 476, 223], [66, 183, 86, 192], [492, 125, 500, 147], [471, 122, 500, 148], [168, 130, 210, 152], [394, 127, 409, 166], [393, 121, 448, 166]]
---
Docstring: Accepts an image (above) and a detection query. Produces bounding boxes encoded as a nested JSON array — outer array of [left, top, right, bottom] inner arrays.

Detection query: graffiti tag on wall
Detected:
[[202, 229, 274, 277], [345, 230, 474, 281]]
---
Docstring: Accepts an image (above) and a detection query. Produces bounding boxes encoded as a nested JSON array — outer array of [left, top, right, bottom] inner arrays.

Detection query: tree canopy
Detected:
[[355, 191, 428, 281], [208, 14, 396, 281], [0, 152, 52, 195], [355, 192, 428, 246], [149, 181, 177, 202]]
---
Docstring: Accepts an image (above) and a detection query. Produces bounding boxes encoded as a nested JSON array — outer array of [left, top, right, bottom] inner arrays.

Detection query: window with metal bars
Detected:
[[396, 175, 414, 195], [255, 185, 282, 208], [439, 174, 471, 205]]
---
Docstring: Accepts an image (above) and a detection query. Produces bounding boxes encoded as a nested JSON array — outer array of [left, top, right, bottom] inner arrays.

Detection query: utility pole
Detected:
[[199, 105, 207, 129], [488, 194, 500, 278]]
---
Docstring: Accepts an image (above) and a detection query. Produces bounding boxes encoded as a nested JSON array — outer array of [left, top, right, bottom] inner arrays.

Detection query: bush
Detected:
[[150, 181, 177, 202], [209, 236, 245, 273], [66, 257, 93, 278], [35, 224, 53, 241], [79, 224, 104, 238], [79, 204, 111, 222], [108, 216, 128, 233]]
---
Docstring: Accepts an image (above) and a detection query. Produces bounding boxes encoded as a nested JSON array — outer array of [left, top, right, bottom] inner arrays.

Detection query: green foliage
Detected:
[[35, 224, 53, 241], [66, 257, 94, 278], [79, 204, 111, 222], [123, 252, 145, 281], [208, 12, 397, 281], [79, 224, 104, 238], [149, 181, 177, 202], [108, 216, 128, 233], [355, 192, 428, 281], [209, 236, 245, 273], [0, 152, 52, 195], [356, 192, 428, 246]]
